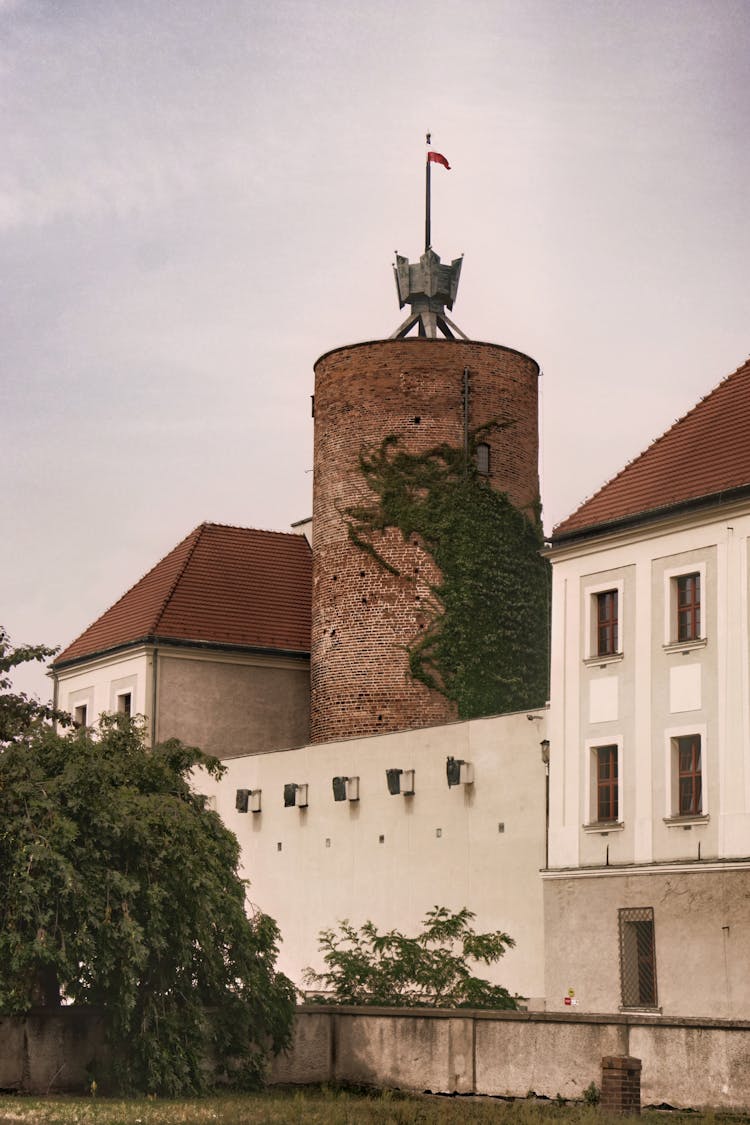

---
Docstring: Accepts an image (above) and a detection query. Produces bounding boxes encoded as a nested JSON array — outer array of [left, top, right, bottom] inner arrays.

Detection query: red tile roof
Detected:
[[54, 523, 312, 666], [552, 356, 750, 542]]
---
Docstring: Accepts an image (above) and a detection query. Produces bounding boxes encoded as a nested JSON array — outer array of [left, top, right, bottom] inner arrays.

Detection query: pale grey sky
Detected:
[[2, 0, 749, 697]]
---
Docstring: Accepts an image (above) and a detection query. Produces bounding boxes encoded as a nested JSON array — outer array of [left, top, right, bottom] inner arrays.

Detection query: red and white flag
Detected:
[[427, 151, 451, 170]]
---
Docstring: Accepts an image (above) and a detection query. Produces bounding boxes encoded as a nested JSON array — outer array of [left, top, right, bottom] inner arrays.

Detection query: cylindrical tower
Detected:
[[310, 337, 541, 744]]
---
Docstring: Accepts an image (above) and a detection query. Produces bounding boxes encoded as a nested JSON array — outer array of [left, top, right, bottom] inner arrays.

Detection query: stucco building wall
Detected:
[[155, 649, 309, 758], [196, 708, 549, 1004], [546, 500, 750, 1018], [543, 866, 750, 1018], [53, 649, 149, 729]]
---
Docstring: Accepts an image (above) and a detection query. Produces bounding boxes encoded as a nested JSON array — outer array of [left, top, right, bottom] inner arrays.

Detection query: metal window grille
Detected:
[[676, 573, 701, 642], [676, 734, 702, 816], [596, 745, 618, 821], [596, 590, 618, 655], [619, 907, 657, 1009]]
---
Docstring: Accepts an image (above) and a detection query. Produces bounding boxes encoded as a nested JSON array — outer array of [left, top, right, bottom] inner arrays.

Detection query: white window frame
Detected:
[[663, 723, 708, 822], [115, 690, 133, 716], [583, 735, 624, 828], [110, 674, 138, 716], [73, 702, 89, 728], [663, 562, 707, 648], [583, 578, 625, 661]]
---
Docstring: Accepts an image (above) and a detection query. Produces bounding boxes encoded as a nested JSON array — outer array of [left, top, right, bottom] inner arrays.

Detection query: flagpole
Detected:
[[425, 134, 431, 251]]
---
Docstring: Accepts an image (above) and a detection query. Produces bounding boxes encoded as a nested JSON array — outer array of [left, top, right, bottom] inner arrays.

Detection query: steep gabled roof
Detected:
[[54, 523, 312, 666], [552, 356, 750, 543]]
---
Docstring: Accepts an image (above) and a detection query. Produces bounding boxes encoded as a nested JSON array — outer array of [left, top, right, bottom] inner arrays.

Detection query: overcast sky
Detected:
[[3, 0, 749, 698]]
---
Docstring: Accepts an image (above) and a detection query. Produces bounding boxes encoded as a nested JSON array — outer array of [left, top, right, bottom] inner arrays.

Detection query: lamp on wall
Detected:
[[284, 783, 309, 808], [446, 756, 474, 787], [540, 740, 550, 765], [236, 788, 262, 814], [386, 768, 415, 796], [333, 776, 359, 802]]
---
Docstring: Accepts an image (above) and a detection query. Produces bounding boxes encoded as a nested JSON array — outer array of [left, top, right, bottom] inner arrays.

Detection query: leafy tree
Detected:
[[0, 626, 67, 744], [0, 633, 296, 1095], [304, 906, 518, 1009]]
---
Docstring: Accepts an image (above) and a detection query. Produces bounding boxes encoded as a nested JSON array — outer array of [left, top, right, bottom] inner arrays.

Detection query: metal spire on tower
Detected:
[[390, 133, 467, 340]]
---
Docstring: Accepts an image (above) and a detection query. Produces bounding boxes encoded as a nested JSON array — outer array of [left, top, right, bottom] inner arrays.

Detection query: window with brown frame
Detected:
[[676, 734, 702, 816], [73, 703, 88, 728], [596, 744, 618, 822], [596, 590, 619, 656], [117, 692, 132, 717], [676, 573, 701, 642]]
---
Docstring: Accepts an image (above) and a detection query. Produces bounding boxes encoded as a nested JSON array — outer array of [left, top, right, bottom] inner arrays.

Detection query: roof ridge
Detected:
[[552, 356, 750, 535], [151, 522, 207, 633], [200, 521, 309, 539]]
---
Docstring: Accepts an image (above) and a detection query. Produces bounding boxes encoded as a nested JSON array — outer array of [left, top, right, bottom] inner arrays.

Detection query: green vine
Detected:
[[346, 428, 550, 720]]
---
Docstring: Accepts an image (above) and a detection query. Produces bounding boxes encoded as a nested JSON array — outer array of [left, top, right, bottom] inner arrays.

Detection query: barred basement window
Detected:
[[619, 907, 657, 1009]]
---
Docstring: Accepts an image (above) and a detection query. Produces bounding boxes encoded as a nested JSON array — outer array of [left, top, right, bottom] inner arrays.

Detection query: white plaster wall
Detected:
[[195, 708, 549, 1005], [548, 503, 750, 871], [54, 649, 150, 728]]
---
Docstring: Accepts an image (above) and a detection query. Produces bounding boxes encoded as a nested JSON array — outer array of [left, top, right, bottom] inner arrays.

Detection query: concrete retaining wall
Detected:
[[269, 1007, 750, 1111], [3, 1006, 750, 1110]]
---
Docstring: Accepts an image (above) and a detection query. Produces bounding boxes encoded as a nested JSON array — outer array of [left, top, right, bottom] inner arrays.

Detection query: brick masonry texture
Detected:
[[310, 338, 540, 744]]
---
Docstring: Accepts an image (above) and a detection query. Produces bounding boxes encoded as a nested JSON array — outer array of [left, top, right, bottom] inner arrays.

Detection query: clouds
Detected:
[[2, 0, 749, 698]]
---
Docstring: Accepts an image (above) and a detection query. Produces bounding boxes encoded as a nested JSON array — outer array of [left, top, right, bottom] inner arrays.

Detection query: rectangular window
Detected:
[[117, 692, 132, 717], [596, 745, 619, 822], [676, 734, 702, 816], [596, 590, 618, 656], [619, 907, 657, 1009], [676, 573, 701, 642], [73, 704, 87, 728]]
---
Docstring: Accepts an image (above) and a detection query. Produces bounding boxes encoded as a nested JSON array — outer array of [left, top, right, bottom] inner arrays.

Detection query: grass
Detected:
[[0, 1088, 743, 1125]]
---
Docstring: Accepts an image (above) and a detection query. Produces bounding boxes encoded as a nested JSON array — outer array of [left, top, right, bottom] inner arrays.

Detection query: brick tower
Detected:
[[310, 144, 545, 744], [310, 337, 541, 743]]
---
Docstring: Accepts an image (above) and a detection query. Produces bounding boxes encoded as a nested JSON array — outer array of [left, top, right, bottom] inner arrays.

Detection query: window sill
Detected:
[[583, 653, 623, 668], [619, 1006, 662, 1015], [663, 637, 707, 654], [663, 814, 709, 828], [583, 821, 624, 835]]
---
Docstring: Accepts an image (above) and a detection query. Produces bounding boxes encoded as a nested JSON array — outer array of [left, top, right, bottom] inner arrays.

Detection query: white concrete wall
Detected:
[[195, 708, 549, 1004], [54, 648, 150, 729]]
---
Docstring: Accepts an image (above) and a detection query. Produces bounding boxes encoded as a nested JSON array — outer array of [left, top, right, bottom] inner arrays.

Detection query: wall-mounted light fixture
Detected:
[[236, 788, 262, 814], [386, 768, 415, 796], [446, 756, 474, 787], [284, 782, 309, 808], [333, 776, 359, 802], [540, 740, 550, 766]]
